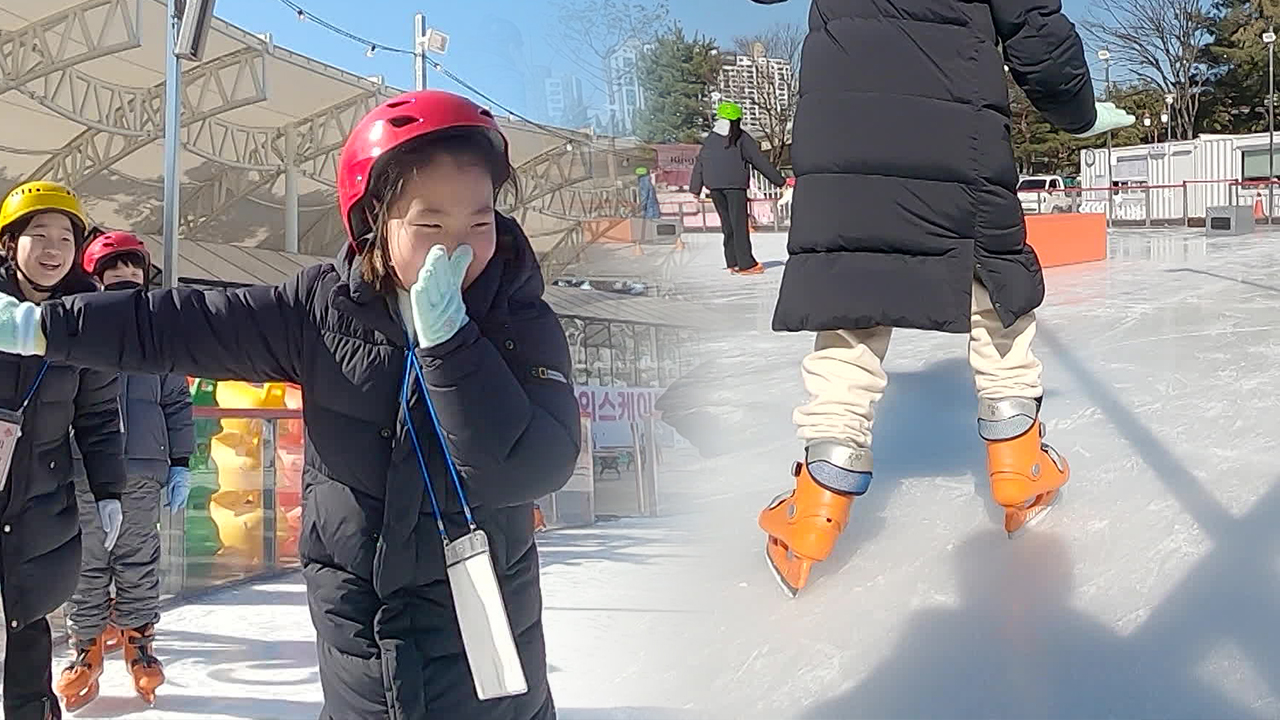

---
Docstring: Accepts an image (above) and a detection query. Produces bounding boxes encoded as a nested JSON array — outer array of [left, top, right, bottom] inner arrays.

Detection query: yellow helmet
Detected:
[[0, 181, 88, 237]]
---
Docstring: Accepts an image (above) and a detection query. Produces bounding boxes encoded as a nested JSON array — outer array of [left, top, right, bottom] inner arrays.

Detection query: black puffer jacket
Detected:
[[40, 216, 580, 719], [689, 129, 786, 194], [0, 263, 124, 630], [758, 0, 1096, 333]]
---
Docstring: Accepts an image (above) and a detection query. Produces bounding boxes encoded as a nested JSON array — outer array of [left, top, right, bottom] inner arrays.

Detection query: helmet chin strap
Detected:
[[13, 261, 60, 294]]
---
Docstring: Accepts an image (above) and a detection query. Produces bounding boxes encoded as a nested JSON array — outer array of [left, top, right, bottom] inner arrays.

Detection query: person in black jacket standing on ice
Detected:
[[690, 101, 787, 274], [0, 90, 580, 720], [750, 0, 1134, 596]]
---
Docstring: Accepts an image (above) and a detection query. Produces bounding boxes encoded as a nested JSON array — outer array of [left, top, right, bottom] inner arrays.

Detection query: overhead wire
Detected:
[[276, 0, 640, 160]]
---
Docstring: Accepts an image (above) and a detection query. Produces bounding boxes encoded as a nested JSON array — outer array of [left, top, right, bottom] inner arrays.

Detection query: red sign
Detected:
[[653, 143, 700, 190]]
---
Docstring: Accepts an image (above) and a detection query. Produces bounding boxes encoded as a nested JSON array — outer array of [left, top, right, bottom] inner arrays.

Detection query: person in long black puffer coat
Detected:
[[0, 91, 581, 720], [749, 0, 1135, 596]]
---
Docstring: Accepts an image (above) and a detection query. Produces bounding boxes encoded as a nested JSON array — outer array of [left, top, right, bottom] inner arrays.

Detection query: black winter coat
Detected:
[[0, 263, 124, 630], [40, 216, 581, 720], [72, 371, 195, 476], [759, 0, 1097, 333], [689, 130, 786, 194]]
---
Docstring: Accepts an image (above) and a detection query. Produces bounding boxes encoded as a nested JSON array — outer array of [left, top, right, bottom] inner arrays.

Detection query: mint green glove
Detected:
[[410, 244, 473, 349], [1071, 101, 1137, 138], [0, 293, 46, 356]]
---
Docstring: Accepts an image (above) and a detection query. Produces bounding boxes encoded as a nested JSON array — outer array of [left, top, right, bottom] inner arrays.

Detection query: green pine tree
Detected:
[[633, 24, 720, 144], [1201, 0, 1280, 133]]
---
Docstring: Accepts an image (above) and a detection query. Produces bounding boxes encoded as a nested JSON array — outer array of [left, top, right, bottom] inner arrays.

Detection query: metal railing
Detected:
[[1018, 178, 1280, 227], [660, 178, 1280, 230]]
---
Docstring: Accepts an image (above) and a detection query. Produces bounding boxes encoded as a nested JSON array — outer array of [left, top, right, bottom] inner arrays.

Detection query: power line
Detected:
[[276, 0, 640, 160]]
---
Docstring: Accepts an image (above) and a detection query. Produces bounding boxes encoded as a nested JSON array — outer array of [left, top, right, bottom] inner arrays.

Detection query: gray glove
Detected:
[[98, 499, 122, 551], [1071, 102, 1137, 138]]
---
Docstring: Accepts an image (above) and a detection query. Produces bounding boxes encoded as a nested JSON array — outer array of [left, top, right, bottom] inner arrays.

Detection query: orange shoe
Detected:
[[55, 635, 104, 711], [986, 419, 1069, 537], [122, 624, 165, 705], [100, 623, 123, 655], [758, 460, 855, 596], [734, 263, 765, 275]]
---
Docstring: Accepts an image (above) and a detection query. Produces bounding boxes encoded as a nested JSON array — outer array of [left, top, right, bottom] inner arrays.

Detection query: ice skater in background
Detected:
[[0, 89, 578, 720], [56, 231, 193, 709], [750, 0, 1135, 596], [689, 101, 786, 274]]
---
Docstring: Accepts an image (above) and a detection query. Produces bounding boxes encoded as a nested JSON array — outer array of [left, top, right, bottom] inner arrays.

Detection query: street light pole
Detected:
[[162, 0, 181, 289], [1267, 27, 1276, 222], [1099, 49, 1113, 225], [414, 13, 427, 91]]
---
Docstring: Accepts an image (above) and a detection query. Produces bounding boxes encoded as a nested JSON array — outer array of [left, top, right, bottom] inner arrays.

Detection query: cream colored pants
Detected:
[[794, 279, 1042, 454]]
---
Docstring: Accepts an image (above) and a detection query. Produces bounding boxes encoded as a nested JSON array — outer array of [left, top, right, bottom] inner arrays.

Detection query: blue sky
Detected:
[[214, 0, 1098, 127]]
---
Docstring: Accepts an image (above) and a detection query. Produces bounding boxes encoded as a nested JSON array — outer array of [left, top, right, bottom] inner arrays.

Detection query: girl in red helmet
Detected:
[[56, 231, 194, 710], [0, 91, 580, 720]]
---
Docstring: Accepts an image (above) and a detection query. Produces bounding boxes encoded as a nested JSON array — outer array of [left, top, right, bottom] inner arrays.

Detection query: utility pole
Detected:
[[162, 0, 181, 288], [1099, 49, 1113, 225], [414, 13, 428, 91], [1267, 27, 1276, 222]]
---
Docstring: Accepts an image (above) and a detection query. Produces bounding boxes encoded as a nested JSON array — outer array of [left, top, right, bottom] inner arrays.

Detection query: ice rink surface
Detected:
[[22, 226, 1280, 719]]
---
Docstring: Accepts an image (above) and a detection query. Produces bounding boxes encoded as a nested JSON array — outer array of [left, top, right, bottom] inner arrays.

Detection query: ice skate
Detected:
[[100, 623, 123, 655], [759, 451, 865, 597], [979, 398, 1070, 538], [122, 624, 165, 705], [55, 635, 104, 712], [733, 263, 765, 275]]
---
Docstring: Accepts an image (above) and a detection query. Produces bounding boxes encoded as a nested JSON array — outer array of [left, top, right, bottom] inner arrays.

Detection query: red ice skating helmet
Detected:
[[337, 89, 510, 250], [82, 230, 149, 275]]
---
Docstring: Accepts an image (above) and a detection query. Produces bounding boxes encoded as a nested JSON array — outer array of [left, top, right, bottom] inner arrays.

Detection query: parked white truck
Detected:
[[1017, 175, 1074, 214]]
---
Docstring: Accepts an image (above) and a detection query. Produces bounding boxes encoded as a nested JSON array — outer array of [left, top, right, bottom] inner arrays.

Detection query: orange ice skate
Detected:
[[123, 624, 165, 705], [55, 634, 105, 711], [100, 623, 123, 655], [759, 459, 857, 597], [983, 402, 1070, 537]]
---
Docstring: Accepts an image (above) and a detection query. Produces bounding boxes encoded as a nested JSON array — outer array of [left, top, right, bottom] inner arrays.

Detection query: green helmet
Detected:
[[716, 101, 743, 121], [635, 166, 649, 176]]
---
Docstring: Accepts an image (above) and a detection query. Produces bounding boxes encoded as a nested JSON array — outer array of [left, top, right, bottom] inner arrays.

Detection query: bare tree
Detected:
[[729, 24, 804, 165], [554, 0, 670, 118], [1083, 0, 1212, 140]]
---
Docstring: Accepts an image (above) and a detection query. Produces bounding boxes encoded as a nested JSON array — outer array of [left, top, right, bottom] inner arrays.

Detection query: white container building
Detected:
[[1076, 132, 1280, 223]]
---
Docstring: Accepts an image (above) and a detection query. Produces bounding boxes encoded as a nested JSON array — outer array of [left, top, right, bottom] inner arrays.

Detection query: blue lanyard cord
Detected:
[[401, 349, 477, 535], [17, 361, 49, 413], [402, 358, 449, 542], [407, 352, 475, 529]]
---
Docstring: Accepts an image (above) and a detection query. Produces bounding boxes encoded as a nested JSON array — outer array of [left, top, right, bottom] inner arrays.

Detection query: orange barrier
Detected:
[[1025, 213, 1106, 268]]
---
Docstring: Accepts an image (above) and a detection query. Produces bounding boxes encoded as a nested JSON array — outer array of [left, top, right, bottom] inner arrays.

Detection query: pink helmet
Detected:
[[336, 90, 509, 250]]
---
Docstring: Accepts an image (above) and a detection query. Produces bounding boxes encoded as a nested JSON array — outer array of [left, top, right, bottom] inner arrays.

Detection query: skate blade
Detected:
[[764, 537, 812, 598], [1006, 489, 1062, 539]]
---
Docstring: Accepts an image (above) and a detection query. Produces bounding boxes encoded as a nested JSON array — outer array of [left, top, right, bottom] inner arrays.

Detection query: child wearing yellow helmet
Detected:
[[0, 180, 124, 719]]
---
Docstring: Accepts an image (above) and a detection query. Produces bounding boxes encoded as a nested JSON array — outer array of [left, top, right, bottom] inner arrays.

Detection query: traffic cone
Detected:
[[1254, 197, 1264, 220]]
